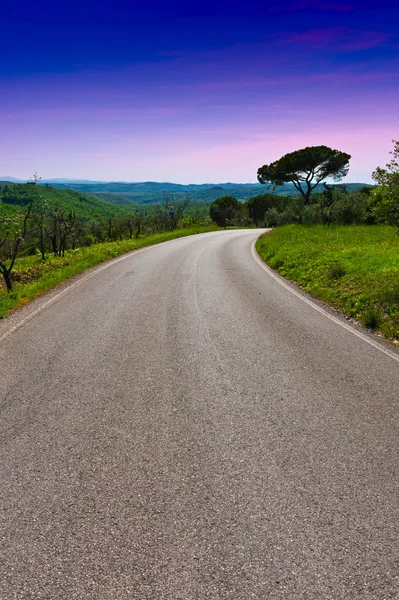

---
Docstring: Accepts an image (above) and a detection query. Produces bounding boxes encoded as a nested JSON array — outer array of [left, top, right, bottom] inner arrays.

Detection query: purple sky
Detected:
[[1, 0, 398, 183]]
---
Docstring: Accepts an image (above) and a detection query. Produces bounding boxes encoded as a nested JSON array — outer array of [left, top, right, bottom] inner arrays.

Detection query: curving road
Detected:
[[1, 229, 399, 600]]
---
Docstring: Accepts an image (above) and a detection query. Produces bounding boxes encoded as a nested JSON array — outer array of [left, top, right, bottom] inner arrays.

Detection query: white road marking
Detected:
[[251, 240, 399, 364], [0, 243, 167, 344], [4, 228, 396, 367]]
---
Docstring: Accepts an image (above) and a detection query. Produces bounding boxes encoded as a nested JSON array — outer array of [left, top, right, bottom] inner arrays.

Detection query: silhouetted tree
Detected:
[[257, 146, 351, 206]]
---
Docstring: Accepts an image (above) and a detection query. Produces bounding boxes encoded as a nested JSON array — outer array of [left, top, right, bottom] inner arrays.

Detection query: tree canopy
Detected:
[[372, 139, 399, 196], [210, 196, 240, 228], [371, 140, 399, 225], [246, 193, 284, 226], [257, 145, 351, 205]]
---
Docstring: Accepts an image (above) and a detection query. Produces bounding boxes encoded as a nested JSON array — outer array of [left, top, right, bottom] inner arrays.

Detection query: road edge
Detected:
[[251, 239, 399, 364], [0, 230, 224, 343]]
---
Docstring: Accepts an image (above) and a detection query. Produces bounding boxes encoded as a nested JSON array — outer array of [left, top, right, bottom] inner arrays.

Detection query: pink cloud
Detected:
[[279, 26, 390, 51]]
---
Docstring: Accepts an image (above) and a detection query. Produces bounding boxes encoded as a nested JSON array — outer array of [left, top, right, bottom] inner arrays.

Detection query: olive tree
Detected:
[[0, 199, 33, 292]]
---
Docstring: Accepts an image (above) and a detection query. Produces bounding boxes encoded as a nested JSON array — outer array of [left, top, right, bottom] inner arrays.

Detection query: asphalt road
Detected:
[[1, 229, 399, 600]]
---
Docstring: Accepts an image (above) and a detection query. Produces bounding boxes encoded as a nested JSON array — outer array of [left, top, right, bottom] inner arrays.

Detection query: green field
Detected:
[[256, 224, 399, 342], [0, 225, 218, 318]]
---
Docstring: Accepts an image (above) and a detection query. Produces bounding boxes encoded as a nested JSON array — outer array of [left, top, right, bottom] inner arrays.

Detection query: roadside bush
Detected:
[[278, 206, 301, 225], [327, 263, 346, 280], [264, 208, 279, 227], [333, 191, 368, 224], [361, 307, 381, 330]]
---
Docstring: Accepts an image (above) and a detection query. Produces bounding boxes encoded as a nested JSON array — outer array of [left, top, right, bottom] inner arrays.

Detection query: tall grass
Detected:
[[256, 224, 399, 342], [0, 225, 219, 318]]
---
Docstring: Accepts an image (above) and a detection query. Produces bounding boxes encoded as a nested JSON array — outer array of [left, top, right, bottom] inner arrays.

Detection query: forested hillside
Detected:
[[1, 179, 372, 207], [0, 182, 122, 219], [43, 180, 371, 206]]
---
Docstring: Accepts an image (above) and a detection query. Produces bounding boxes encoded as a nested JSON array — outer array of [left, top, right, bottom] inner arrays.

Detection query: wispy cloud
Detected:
[[279, 26, 390, 51]]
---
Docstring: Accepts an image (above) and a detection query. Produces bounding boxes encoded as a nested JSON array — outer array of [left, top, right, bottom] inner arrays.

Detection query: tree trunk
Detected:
[[1, 268, 13, 292], [40, 230, 46, 260]]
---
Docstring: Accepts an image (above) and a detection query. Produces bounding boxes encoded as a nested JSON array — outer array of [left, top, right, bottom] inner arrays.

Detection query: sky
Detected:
[[1, 0, 398, 183]]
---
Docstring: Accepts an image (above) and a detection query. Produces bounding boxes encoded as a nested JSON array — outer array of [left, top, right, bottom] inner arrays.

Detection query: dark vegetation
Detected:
[[208, 141, 398, 230], [209, 184, 379, 229], [257, 145, 351, 205], [210, 196, 242, 228]]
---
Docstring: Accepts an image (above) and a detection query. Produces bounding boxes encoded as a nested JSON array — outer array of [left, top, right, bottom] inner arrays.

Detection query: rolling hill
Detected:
[[34, 180, 374, 207], [0, 183, 125, 220], [1, 180, 373, 211]]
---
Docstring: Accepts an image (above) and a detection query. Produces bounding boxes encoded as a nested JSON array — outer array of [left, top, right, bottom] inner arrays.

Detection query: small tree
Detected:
[[372, 140, 399, 226], [0, 199, 33, 292], [210, 196, 240, 228], [96, 214, 117, 241], [43, 208, 77, 256], [317, 183, 342, 225], [161, 193, 190, 231], [264, 208, 279, 228], [31, 196, 51, 260], [247, 193, 283, 226], [122, 212, 146, 239], [57, 209, 76, 256], [257, 145, 351, 206]]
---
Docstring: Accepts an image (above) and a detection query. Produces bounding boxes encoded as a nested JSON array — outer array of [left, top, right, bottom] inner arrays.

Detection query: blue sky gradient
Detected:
[[2, 0, 398, 182]]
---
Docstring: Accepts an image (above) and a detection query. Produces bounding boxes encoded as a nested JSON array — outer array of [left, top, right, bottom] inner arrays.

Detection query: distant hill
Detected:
[[1, 179, 374, 209], [72, 181, 373, 206], [87, 192, 136, 208], [0, 183, 124, 220], [0, 177, 26, 183], [0, 177, 105, 184]]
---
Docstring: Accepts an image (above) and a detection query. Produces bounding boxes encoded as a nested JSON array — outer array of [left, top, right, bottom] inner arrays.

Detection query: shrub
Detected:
[[361, 307, 381, 330], [327, 263, 346, 280]]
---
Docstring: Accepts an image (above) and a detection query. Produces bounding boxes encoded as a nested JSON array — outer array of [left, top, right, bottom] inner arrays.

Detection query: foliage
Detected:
[[372, 140, 399, 226], [256, 225, 399, 341], [1, 183, 119, 220], [0, 199, 33, 291], [256, 186, 376, 228], [257, 146, 351, 205], [210, 196, 241, 228], [247, 193, 283, 226], [0, 184, 203, 290], [264, 208, 279, 227], [43, 179, 369, 204]]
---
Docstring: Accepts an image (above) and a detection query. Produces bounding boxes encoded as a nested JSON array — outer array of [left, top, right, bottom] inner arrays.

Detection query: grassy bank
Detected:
[[0, 225, 219, 318], [256, 224, 399, 342]]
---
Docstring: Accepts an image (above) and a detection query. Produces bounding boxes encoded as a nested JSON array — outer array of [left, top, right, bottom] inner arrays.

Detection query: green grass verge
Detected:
[[0, 225, 219, 318], [256, 224, 399, 342]]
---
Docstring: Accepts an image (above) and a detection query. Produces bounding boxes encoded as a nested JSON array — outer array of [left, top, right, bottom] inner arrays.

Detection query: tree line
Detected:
[[210, 141, 399, 229], [0, 191, 197, 292]]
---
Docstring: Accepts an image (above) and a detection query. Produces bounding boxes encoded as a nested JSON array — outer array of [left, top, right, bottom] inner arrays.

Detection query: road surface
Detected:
[[1, 229, 399, 599]]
